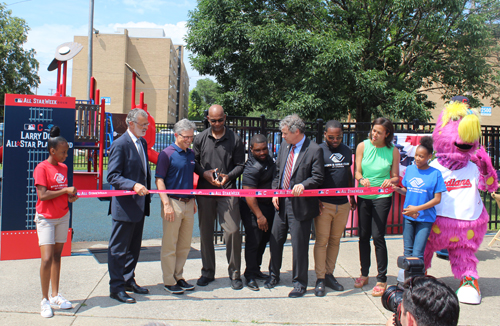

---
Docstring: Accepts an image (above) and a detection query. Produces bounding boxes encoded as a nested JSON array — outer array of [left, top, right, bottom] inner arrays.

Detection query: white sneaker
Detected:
[[40, 298, 53, 318], [49, 293, 72, 309]]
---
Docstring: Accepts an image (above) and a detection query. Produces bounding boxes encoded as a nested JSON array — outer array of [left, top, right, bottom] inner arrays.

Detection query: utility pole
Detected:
[[87, 0, 94, 101]]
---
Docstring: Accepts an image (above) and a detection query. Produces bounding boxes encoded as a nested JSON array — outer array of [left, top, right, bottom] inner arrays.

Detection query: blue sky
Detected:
[[5, 0, 204, 97]]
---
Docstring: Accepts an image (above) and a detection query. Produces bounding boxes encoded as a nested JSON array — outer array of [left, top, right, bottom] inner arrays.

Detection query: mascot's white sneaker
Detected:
[[456, 276, 481, 305]]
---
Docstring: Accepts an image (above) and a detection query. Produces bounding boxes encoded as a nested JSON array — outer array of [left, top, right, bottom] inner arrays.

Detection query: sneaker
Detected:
[[40, 298, 54, 318], [177, 279, 195, 291], [314, 279, 326, 297], [325, 274, 344, 291], [49, 293, 72, 309], [164, 284, 185, 294], [456, 276, 481, 305]]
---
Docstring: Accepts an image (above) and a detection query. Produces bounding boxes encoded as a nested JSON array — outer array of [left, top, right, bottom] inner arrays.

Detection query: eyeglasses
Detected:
[[209, 118, 225, 123], [326, 136, 343, 141], [133, 121, 150, 128], [179, 134, 194, 140]]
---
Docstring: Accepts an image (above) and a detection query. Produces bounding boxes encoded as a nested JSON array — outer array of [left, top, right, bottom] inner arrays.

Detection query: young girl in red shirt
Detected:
[[33, 126, 78, 318]]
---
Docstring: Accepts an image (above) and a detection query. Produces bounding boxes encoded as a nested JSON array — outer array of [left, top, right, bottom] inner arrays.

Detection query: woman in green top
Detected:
[[353, 117, 400, 297]]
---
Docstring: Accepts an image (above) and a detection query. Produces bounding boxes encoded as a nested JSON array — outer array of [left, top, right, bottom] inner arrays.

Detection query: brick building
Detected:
[[71, 28, 189, 123]]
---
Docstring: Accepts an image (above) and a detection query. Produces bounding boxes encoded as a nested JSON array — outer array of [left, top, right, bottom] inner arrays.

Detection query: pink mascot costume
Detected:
[[424, 99, 498, 305]]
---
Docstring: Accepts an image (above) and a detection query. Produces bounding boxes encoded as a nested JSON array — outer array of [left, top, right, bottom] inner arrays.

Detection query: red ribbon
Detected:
[[76, 187, 393, 198]]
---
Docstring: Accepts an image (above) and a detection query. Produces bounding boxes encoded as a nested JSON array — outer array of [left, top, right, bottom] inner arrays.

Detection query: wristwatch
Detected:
[[359, 177, 366, 183]]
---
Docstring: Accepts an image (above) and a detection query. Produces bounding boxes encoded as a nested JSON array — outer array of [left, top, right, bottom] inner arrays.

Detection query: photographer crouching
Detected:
[[383, 257, 460, 326]]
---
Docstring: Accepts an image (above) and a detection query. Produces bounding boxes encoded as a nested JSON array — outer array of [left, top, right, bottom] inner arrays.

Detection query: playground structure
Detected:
[[0, 42, 163, 260], [63, 56, 161, 191]]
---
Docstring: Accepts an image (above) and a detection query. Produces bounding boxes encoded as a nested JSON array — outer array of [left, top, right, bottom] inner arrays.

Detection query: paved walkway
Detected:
[[1, 234, 499, 326]]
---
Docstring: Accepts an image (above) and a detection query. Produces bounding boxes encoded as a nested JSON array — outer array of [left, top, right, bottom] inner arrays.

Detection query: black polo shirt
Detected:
[[320, 142, 353, 205], [242, 153, 276, 206], [193, 127, 245, 189]]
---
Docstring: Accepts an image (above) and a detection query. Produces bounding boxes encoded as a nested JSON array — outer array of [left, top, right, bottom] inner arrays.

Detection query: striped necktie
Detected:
[[282, 145, 296, 190]]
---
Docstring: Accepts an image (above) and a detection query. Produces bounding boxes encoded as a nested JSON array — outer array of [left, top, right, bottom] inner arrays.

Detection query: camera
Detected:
[[381, 256, 425, 326]]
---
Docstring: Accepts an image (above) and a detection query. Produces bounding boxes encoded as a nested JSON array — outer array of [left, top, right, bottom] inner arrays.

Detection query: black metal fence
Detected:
[[193, 115, 500, 238], [73, 114, 500, 238]]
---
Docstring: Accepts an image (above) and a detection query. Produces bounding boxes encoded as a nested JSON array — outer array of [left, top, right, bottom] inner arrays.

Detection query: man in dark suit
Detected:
[[107, 108, 151, 304], [266, 114, 324, 298]]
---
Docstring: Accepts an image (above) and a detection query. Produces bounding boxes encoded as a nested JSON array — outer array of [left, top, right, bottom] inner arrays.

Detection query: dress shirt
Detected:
[[281, 135, 306, 188]]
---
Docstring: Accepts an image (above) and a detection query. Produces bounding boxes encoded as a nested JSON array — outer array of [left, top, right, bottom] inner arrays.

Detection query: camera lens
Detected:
[[381, 285, 404, 313]]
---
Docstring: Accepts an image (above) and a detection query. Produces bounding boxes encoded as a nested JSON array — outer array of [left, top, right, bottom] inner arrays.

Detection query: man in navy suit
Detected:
[[107, 108, 151, 304]]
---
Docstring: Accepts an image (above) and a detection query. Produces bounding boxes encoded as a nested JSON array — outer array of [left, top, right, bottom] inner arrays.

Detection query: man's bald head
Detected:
[[207, 104, 226, 133], [208, 105, 224, 117]]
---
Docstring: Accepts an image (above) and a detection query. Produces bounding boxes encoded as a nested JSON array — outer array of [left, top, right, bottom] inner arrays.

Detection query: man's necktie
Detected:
[[282, 145, 296, 190], [136, 139, 146, 174]]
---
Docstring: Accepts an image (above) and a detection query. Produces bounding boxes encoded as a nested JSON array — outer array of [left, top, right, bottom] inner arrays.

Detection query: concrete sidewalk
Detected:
[[1, 234, 499, 326]]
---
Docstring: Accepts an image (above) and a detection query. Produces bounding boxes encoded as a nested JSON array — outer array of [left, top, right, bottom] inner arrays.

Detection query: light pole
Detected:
[[87, 0, 94, 101]]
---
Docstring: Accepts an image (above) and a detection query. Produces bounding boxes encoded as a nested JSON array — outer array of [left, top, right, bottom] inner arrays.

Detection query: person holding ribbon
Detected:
[[34, 126, 78, 318], [193, 105, 245, 290], [266, 114, 324, 298], [392, 136, 446, 261], [155, 118, 197, 295], [354, 117, 400, 297], [107, 108, 151, 304], [240, 134, 276, 291], [313, 120, 356, 296]]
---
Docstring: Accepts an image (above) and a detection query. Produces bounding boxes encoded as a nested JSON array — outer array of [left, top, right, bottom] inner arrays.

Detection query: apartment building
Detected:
[[71, 28, 189, 123]]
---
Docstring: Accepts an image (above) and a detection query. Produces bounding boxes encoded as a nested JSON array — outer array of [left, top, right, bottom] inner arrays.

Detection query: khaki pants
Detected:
[[161, 198, 195, 286], [314, 202, 350, 278]]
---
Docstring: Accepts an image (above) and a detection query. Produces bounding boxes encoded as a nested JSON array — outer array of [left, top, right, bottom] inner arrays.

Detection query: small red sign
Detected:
[[4, 94, 75, 108]]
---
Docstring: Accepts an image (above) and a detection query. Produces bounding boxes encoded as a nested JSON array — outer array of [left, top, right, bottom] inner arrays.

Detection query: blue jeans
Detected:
[[403, 218, 433, 259]]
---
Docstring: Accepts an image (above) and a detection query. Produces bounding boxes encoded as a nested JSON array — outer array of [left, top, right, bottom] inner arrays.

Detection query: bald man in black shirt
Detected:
[[240, 134, 276, 291]]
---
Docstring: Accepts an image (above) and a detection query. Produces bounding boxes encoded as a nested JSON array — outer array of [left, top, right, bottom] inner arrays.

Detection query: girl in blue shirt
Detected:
[[393, 137, 447, 259]]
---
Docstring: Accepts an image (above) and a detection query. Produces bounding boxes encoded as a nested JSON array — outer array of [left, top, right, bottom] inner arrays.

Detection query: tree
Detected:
[[188, 78, 222, 120], [0, 3, 40, 106], [186, 0, 500, 123]]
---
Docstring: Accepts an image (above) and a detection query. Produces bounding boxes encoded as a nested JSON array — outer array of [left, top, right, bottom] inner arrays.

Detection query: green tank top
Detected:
[[358, 139, 394, 199]]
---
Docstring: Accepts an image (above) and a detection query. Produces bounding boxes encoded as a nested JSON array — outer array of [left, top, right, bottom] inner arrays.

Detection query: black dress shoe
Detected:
[[288, 285, 307, 298], [110, 291, 136, 303], [246, 278, 259, 291], [314, 279, 326, 297], [231, 278, 244, 290], [197, 276, 215, 286], [325, 274, 344, 291], [255, 271, 270, 280], [264, 277, 279, 289], [125, 282, 149, 294]]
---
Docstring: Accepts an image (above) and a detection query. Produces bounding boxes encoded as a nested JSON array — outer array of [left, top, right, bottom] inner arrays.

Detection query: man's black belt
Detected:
[[169, 195, 193, 203]]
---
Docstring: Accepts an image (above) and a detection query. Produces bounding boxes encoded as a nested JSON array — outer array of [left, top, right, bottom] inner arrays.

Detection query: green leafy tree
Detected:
[[186, 0, 500, 123], [188, 88, 204, 120], [0, 3, 40, 106], [188, 78, 222, 120]]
